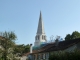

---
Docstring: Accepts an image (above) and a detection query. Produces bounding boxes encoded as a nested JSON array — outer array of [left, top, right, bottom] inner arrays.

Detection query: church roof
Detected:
[[37, 11, 45, 34]]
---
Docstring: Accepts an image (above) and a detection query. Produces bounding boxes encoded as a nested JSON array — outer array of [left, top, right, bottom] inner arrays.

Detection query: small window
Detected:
[[41, 54, 43, 59]]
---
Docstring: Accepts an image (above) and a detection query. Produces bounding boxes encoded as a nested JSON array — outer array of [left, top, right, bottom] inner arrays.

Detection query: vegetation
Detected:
[[0, 31, 30, 60], [14, 44, 30, 56], [0, 31, 80, 60], [0, 31, 17, 60], [49, 31, 80, 60], [65, 31, 80, 40], [49, 50, 80, 60]]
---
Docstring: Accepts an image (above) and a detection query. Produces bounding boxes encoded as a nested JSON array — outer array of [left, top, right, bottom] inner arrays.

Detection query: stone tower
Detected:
[[34, 11, 47, 47]]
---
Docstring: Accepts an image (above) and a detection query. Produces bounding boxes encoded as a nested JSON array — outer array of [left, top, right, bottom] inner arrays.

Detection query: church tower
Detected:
[[34, 11, 47, 47]]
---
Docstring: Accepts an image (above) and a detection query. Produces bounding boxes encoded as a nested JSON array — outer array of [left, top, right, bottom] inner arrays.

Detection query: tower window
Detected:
[[42, 35, 44, 39], [44, 36, 46, 40], [38, 35, 39, 40], [36, 36, 37, 40], [36, 36, 39, 40]]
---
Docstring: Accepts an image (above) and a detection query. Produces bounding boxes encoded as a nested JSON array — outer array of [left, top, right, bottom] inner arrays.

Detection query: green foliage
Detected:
[[14, 44, 30, 55], [65, 31, 80, 40], [0, 31, 17, 60], [49, 50, 80, 60], [65, 34, 71, 40], [0, 31, 30, 60], [71, 31, 80, 39]]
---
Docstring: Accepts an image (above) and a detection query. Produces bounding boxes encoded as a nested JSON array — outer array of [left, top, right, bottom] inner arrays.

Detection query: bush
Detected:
[[49, 50, 80, 60]]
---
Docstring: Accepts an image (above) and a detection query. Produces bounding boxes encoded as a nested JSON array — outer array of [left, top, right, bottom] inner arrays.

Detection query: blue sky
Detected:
[[0, 0, 80, 45]]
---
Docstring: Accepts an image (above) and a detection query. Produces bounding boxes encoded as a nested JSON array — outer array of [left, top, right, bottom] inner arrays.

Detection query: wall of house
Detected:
[[65, 43, 80, 52], [20, 56, 28, 60], [30, 43, 80, 60], [30, 52, 50, 60], [76, 43, 80, 49], [64, 44, 77, 52]]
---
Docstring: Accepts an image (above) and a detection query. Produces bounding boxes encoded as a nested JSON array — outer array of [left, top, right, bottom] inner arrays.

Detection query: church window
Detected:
[[36, 36, 37, 40], [42, 35, 44, 39], [38, 36, 39, 40], [44, 36, 45, 40]]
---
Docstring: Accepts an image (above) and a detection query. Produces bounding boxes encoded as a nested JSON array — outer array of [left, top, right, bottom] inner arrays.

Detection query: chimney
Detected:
[[30, 44, 32, 53]]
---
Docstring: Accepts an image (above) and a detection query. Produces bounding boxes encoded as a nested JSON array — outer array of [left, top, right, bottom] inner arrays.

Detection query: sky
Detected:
[[0, 0, 80, 45]]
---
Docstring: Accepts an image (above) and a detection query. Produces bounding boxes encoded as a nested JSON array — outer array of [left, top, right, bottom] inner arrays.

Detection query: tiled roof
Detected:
[[22, 52, 30, 56], [31, 38, 80, 54]]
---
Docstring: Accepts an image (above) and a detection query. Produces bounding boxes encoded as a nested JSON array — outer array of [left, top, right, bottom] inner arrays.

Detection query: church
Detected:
[[21, 11, 80, 60], [34, 11, 47, 47]]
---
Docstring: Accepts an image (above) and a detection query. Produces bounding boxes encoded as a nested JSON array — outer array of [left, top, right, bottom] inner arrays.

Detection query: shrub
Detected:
[[49, 50, 80, 60]]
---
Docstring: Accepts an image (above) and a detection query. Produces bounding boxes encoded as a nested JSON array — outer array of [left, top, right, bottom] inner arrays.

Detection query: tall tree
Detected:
[[65, 34, 71, 40], [71, 31, 80, 39], [65, 31, 80, 40], [0, 31, 17, 60]]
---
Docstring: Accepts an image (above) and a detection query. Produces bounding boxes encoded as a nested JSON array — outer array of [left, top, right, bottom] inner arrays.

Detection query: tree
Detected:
[[14, 44, 30, 56], [23, 44, 30, 53], [0, 31, 17, 60], [65, 31, 80, 40], [14, 44, 25, 55], [65, 34, 71, 40], [71, 31, 80, 39], [49, 50, 80, 60]]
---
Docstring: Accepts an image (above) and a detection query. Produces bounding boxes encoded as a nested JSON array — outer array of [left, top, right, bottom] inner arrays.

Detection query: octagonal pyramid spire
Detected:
[[37, 11, 45, 34]]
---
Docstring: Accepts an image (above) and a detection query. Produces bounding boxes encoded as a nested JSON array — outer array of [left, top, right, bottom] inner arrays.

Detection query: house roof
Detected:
[[31, 38, 80, 54]]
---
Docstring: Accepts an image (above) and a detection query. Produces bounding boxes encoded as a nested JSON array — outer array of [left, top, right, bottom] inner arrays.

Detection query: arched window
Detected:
[[44, 36, 45, 40], [38, 35, 39, 40], [36, 36, 37, 40], [42, 35, 44, 39]]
